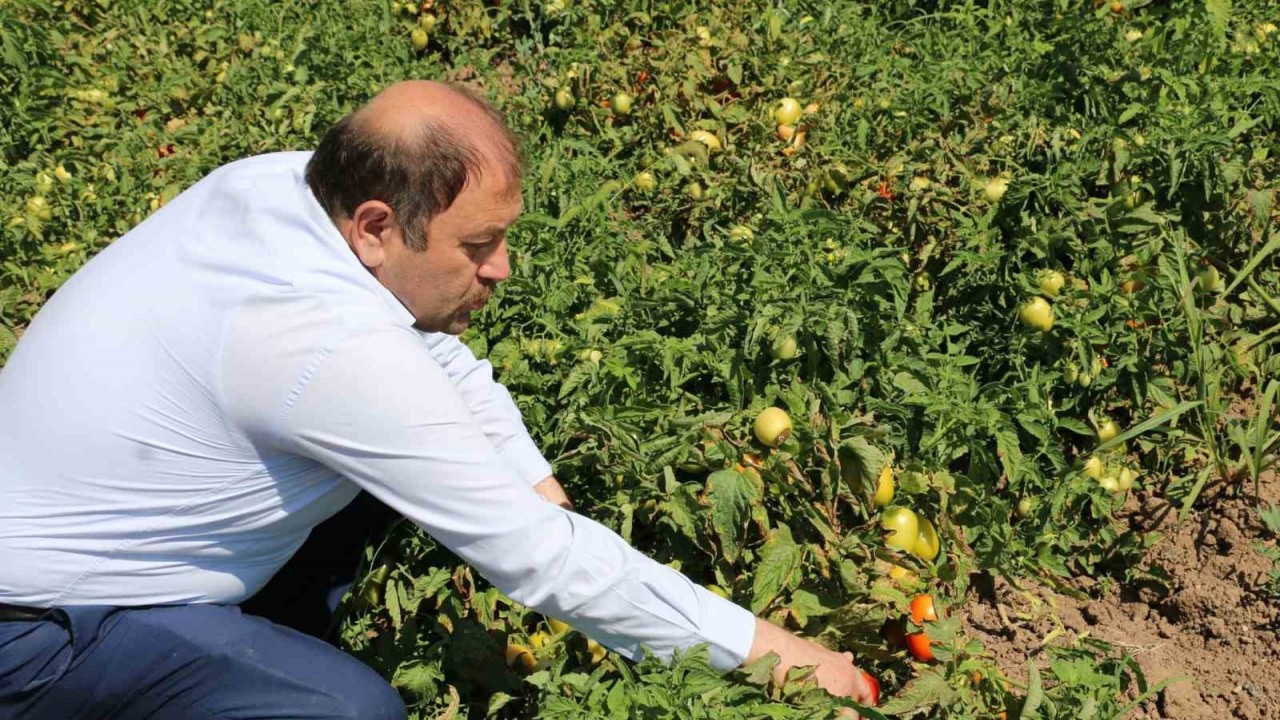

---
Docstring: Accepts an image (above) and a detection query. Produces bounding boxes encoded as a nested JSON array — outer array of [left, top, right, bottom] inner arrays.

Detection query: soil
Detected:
[[965, 472, 1280, 719]]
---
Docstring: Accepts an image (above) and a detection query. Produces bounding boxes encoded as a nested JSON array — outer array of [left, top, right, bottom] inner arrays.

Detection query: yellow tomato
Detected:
[[913, 517, 941, 562], [774, 97, 803, 125], [872, 463, 895, 507], [505, 643, 537, 672]]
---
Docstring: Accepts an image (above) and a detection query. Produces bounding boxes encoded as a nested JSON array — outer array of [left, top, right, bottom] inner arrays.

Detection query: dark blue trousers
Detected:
[[0, 493, 405, 720]]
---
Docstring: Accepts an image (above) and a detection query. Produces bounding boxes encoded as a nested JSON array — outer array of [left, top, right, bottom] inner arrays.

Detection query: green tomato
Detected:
[[410, 28, 428, 51], [881, 507, 920, 553], [1096, 417, 1121, 444], [1018, 297, 1054, 332], [983, 176, 1009, 203], [554, 87, 575, 110], [912, 517, 941, 561], [1038, 270, 1065, 298], [612, 91, 634, 116], [753, 407, 792, 448], [1016, 497, 1034, 518], [773, 97, 803, 126], [769, 334, 798, 361], [633, 171, 656, 192]]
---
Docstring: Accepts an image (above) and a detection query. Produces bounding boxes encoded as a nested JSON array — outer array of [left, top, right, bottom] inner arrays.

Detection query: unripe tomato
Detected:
[[35, 172, 54, 194], [1099, 475, 1120, 493], [905, 631, 935, 662], [695, 26, 712, 45], [860, 670, 880, 706], [983, 176, 1009, 203], [1018, 297, 1054, 332], [419, 13, 437, 31], [686, 182, 704, 201], [1038, 270, 1065, 298], [774, 97, 803, 126], [612, 91, 633, 116], [1096, 417, 1121, 443], [769, 334, 799, 361], [633, 171, 656, 192], [689, 130, 722, 152], [1117, 466, 1137, 491], [909, 176, 931, 192], [910, 594, 939, 624], [913, 517, 941, 561], [1198, 265, 1224, 293], [753, 407, 792, 447], [728, 225, 754, 242], [410, 28, 428, 51], [1063, 364, 1079, 384], [1016, 497, 1033, 517], [54, 164, 72, 183], [505, 643, 537, 672], [887, 564, 915, 582], [548, 618, 572, 635], [872, 463, 895, 507], [1083, 455, 1105, 480], [881, 507, 920, 553], [528, 631, 552, 650], [554, 87, 575, 110], [706, 584, 731, 599]]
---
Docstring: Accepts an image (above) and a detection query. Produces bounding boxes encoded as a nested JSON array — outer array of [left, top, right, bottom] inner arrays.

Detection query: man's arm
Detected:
[[418, 332, 553, 487], [532, 475, 573, 510]]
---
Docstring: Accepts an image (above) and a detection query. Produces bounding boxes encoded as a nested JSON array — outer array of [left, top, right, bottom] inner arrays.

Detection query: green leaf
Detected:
[[878, 667, 958, 714], [750, 525, 802, 614], [838, 436, 888, 497], [706, 467, 762, 563], [1022, 661, 1044, 717]]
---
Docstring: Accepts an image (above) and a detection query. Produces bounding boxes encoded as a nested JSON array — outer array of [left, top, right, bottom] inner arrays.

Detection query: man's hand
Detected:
[[532, 475, 573, 510], [744, 617, 877, 715]]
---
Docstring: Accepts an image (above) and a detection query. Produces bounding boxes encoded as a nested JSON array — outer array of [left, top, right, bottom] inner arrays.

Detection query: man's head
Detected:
[[306, 80, 522, 334]]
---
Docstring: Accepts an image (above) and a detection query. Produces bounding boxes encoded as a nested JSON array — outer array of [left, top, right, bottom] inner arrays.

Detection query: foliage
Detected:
[[4, 0, 1280, 717]]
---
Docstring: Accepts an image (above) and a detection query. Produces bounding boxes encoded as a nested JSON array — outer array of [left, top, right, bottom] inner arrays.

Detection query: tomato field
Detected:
[[4, 0, 1280, 717]]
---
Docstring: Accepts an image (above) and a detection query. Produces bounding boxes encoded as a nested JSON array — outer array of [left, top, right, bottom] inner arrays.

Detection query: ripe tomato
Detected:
[[774, 97, 803, 126], [912, 517, 941, 561], [881, 507, 920, 553], [776, 123, 796, 142], [910, 594, 939, 625], [860, 670, 880, 706], [905, 631, 934, 662], [1018, 297, 1054, 332], [753, 407, 792, 448]]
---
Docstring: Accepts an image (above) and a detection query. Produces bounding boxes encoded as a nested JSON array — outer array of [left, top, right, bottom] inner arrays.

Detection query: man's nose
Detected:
[[479, 238, 511, 283]]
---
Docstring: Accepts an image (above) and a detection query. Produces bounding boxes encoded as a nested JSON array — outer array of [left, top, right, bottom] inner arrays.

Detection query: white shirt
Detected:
[[0, 152, 755, 671]]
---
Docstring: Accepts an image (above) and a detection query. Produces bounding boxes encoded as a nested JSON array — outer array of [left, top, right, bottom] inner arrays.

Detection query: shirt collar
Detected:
[[295, 165, 418, 329]]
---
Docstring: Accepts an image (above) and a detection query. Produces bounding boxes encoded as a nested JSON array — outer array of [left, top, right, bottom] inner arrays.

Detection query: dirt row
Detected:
[[964, 474, 1280, 719]]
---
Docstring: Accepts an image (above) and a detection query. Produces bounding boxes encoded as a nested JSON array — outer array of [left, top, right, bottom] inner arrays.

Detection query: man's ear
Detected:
[[347, 200, 396, 269]]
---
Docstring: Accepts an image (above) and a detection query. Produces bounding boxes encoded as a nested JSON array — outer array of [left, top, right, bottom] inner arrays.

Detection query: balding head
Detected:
[[306, 80, 521, 251]]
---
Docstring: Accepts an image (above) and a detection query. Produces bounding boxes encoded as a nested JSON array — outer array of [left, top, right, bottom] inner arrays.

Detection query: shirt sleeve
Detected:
[[416, 331, 552, 487], [277, 326, 757, 671]]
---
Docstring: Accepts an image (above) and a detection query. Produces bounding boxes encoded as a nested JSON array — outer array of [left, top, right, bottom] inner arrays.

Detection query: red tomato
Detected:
[[905, 632, 934, 662], [860, 670, 880, 706]]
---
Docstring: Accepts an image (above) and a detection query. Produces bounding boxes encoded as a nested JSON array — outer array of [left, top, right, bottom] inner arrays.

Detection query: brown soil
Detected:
[[965, 473, 1280, 719]]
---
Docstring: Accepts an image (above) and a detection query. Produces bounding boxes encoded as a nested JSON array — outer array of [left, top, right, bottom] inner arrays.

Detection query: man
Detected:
[[0, 81, 875, 718]]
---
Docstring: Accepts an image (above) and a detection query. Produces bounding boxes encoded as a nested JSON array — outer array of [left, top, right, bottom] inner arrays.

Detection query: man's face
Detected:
[[380, 164, 521, 334]]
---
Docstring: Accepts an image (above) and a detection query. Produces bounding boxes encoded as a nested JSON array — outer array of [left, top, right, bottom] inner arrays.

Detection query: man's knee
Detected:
[[329, 671, 406, 720]]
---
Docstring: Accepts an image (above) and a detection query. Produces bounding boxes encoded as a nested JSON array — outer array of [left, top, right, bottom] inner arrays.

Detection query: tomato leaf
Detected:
[[750, 525, 802, 614]]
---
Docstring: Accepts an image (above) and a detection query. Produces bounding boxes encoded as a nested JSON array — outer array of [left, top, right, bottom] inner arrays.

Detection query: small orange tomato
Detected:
[[910, 594, 939, 625]]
